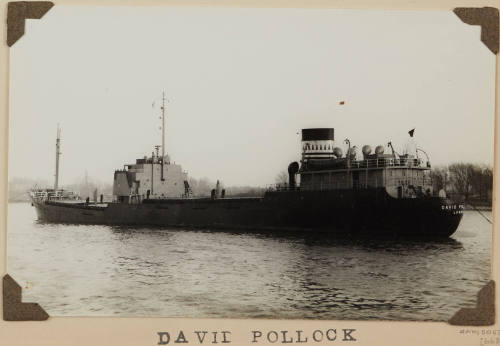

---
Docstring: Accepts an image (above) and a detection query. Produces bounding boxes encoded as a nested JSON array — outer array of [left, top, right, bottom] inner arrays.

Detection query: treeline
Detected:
[[8, 177, 50, 202], [8, 175, 113, 202], [430, 163, 493, 205], [15, 164, 489, 204], [8, 174, 266, 202], [187, 177, 266, 197], [64, 175, 113, 201]]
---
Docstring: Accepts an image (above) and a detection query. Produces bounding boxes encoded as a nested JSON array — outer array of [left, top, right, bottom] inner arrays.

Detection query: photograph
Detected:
[[6, 5, 495, 322]]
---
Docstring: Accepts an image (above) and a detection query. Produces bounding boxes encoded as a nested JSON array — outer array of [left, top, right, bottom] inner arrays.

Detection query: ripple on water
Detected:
[[6, 203, 492, 320]]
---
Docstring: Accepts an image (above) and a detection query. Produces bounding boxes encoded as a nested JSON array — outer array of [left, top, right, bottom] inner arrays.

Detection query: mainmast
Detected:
[[161, 91, 166, 181], [54, 125, 61, 190]]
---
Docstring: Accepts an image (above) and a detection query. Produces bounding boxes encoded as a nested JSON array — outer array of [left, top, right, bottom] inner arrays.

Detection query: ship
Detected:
[[30, 100, 463, 237]]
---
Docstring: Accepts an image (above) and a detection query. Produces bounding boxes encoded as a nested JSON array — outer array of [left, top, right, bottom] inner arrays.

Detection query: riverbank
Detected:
[[464, 204, 492, 211]]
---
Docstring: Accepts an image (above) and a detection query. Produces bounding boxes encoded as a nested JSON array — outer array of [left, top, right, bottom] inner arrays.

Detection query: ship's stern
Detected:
[[427, 198, 464, 237]]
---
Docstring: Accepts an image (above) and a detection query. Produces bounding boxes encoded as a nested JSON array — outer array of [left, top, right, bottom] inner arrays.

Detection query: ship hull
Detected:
[[32, 188, 463, 237]]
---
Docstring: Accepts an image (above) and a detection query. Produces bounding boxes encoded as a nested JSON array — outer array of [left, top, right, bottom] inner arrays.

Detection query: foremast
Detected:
[[161, 91, 166, 181], [54, 125, 61, 191]]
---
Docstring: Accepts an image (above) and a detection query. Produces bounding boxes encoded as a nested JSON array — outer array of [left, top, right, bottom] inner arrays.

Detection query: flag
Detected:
[[408, 128, 415, 137]]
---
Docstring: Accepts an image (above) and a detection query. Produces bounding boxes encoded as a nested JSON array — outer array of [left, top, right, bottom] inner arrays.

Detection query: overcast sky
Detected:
[[9, 6, 495, 187]]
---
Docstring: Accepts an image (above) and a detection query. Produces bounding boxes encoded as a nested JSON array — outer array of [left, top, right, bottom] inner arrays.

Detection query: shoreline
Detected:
[[464, 204, 492, 211]]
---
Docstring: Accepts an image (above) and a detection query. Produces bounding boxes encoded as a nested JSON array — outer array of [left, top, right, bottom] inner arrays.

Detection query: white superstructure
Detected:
[[113, 154, 189, 203]]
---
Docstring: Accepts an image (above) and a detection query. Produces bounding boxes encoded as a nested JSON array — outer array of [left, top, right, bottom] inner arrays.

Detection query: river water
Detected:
[[7, 202, 492, 320]]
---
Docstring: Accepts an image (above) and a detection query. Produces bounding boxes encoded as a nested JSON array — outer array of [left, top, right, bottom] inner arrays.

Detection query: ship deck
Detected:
[[44, 200, 108, 210], [142, 196, 263, 204]]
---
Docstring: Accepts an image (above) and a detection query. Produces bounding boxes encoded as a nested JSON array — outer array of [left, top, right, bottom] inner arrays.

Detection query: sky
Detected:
[[8, 6, 495, 187]]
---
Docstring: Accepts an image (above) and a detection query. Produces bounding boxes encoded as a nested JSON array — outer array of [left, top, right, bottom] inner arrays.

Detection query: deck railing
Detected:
[[29, 189, 80, 201], [304, 157, 430, 171], [268, 175, 433, 192], [351, 157, 425, 169]]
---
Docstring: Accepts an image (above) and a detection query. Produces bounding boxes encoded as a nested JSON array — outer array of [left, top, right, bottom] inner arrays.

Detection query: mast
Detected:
[[54, 125, 61, 190], [387, 141, 398, 159], [161, 91, 166, 181], [151, 151, 155, 195], [344, 138, 351, 188]]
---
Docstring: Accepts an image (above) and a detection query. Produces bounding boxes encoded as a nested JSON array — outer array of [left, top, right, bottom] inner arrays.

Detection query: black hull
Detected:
[[32, 188, 463, 237]]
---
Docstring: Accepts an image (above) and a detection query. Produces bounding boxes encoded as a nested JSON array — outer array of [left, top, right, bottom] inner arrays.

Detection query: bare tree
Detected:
[[188, 177, 266, 197], [225, 186, 266, 197], [448, 163, 475, 201], [430, 163, 492, 203], [482, 166, 493, 199], [430, 166, 448, 193], [65, 175, 113, 200], [470, 165, 493, 200], [188, 177, 214, 197], [8, 177, 50, 202], [275, 170, 288, 186]]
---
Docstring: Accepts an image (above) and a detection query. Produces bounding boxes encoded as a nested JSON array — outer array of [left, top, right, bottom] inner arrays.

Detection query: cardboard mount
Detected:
[[3, 1, 498, 324]]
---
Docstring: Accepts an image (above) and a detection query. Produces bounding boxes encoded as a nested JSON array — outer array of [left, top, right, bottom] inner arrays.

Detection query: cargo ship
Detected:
[[30, 103, 463, 237]]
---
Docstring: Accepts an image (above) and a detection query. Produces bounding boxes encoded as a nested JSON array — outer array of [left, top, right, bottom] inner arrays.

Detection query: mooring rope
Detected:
[[468, 202, 492, 224]]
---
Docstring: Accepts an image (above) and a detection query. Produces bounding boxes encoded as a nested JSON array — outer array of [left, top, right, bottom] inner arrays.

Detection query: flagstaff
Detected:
[[54, 125, 61, 191], [161, 91, 166, 181]]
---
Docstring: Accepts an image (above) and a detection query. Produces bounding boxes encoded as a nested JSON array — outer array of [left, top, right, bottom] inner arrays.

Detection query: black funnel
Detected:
[[288, 162, 299, 188]]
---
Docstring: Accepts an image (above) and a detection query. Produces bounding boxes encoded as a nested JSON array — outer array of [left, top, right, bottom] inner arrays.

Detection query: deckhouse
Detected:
[[297, 128, 433, 198]]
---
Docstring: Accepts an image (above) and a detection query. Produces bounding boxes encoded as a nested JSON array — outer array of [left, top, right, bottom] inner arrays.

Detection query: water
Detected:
[[7, 202, 492, 320]]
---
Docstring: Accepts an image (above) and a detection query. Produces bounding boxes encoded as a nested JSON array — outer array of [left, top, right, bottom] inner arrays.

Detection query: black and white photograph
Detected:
[[6, 5, 495, 322]]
